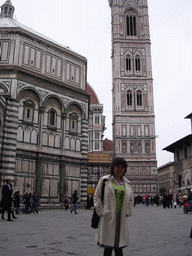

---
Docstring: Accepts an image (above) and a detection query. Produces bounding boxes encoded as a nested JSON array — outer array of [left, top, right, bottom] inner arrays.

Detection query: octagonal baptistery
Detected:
[[0, 0, 89, 204]]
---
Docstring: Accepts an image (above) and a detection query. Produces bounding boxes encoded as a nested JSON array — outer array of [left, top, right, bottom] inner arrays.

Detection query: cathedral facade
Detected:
[[109, 0, 158, 195]]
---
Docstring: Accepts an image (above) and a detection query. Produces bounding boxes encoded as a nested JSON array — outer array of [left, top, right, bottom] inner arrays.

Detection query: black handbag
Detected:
[[91, 179, 106, 229]]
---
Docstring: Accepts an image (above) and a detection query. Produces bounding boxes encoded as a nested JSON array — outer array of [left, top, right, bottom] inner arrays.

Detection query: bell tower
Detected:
[[109, 0, 157, 195]]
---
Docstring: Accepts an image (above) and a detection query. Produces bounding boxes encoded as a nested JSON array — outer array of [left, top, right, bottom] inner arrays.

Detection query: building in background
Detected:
[[164, 113, 192, 196], [157, 162, 175, 195], [87, 83, 112, 191], [0, 0, 91, 204], [108, 0, 157, 196]]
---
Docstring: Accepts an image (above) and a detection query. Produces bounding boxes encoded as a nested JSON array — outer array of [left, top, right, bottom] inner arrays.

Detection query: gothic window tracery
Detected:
[[135, 56, 141, 71], [126, 56, 131, 71], [127, 90, 133, 107], [126, 14, 137, 36], [136, 90, 142, 107]]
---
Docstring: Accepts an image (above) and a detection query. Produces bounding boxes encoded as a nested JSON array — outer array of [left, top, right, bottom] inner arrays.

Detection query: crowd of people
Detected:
[[0, 179, 39, 221], [133, 192, 189, 208], [21, 192, 39, 214]]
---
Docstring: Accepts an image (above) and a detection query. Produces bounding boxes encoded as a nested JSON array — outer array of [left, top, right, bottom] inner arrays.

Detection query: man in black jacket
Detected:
[[1, 179, 14, 221]]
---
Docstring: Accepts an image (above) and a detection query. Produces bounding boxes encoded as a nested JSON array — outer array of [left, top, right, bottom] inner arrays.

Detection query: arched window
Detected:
[[135, 57, 141, 71], [137, 91, 142, 106], [126, 57, 131, 71], [126, 14, 137, 36], [49, 110, 55, 126], [69, 112, 79, 134], [48, 108, 57, 128], [23, 99, 35, 123], [127, 91, 133, 106]]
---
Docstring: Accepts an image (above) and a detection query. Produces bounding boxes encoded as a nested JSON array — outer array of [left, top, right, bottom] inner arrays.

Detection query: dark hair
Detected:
[[6, 179, 11, 184], [110, 157, 127, 176]]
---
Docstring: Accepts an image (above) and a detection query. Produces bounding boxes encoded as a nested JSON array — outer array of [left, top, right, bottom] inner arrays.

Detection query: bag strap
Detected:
[[101, 179, 107, 204]]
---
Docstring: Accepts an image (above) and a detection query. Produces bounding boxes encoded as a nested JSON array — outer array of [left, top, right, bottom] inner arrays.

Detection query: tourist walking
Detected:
[[70, 190, 79, 214], [94, 157, 134, 256], [22, 192, 30, 214], [30, 192, 39, 214]]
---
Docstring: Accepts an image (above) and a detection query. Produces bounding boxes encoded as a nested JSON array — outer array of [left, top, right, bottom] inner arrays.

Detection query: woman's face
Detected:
[[113, 164, 125, 177]]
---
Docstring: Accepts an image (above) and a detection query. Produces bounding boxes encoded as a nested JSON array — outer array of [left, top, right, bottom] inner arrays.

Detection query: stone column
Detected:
[[60, 159, 66, 202], [38, 106, 45, 147], [61, 112, 67, 151], [36, 153, 43, 201]]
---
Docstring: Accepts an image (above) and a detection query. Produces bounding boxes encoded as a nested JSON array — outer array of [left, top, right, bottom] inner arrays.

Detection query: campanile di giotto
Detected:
[[109, 0, 158, 195]]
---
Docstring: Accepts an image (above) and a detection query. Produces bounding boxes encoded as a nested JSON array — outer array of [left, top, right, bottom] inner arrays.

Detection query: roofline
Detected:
[[0, 18, 87, 62], [157, 162, 174, 170], [185, 113, 192, 119], [163, 134, 192, 153]]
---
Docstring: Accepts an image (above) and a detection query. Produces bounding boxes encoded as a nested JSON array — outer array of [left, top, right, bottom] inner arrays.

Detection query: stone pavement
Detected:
[[0, 204, 191, 256]]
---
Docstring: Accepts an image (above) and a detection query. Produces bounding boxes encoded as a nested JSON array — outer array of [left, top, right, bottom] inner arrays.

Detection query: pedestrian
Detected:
[[167, 193, 172, 208], [163, 193, 168, 208], [30, 192, 39, 214], [86, 194, 93, 210], [145, 196, 149, 206], [70, 190, 79, 214], [94, 157, 134, 256], [22, 192, 30, 214], [154, 194, 159, 207], [1, 179, 14, 221], [63, 195, 70, 211], [13, 190, 21, 215], [173, 193, 177, 208]]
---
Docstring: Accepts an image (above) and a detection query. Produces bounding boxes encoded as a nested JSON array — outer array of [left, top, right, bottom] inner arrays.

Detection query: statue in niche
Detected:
[[138, 142, 142, 153], [122, 141, 127, 153], [145, 142, 150, 153], [130, 142, 134, 153]]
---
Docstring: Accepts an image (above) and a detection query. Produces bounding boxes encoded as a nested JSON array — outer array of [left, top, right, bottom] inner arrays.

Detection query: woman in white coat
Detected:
[[94, 157, 134, 256]]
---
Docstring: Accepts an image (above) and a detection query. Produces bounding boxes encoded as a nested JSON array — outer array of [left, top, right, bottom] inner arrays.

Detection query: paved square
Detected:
[[0, 204, 191, 256]]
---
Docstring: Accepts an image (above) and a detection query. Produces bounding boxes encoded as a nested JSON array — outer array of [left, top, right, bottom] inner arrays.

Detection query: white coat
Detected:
[[94, 174, 134, 248]]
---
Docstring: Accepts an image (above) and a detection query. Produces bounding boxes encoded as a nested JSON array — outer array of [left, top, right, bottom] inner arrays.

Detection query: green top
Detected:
[[111, 180, 125, 213]]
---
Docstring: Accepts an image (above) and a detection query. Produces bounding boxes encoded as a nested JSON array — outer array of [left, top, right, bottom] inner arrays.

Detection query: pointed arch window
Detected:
[[137, 91, 142, 106], [127, 90, 133, 107], [126, 15, 137, 36], [135, 56, 141, 71], [126, 57, 131, 71]]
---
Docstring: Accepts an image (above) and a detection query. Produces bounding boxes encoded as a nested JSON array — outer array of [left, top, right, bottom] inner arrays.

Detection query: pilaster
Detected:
[[0, 97, 19, 184]]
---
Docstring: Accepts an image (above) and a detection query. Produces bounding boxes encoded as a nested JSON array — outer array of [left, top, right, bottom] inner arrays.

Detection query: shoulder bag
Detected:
[[91, 179, 106, 229]]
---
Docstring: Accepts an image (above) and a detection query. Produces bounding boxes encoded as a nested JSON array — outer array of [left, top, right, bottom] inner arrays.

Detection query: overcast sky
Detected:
[[4, 0, 192, 167]]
